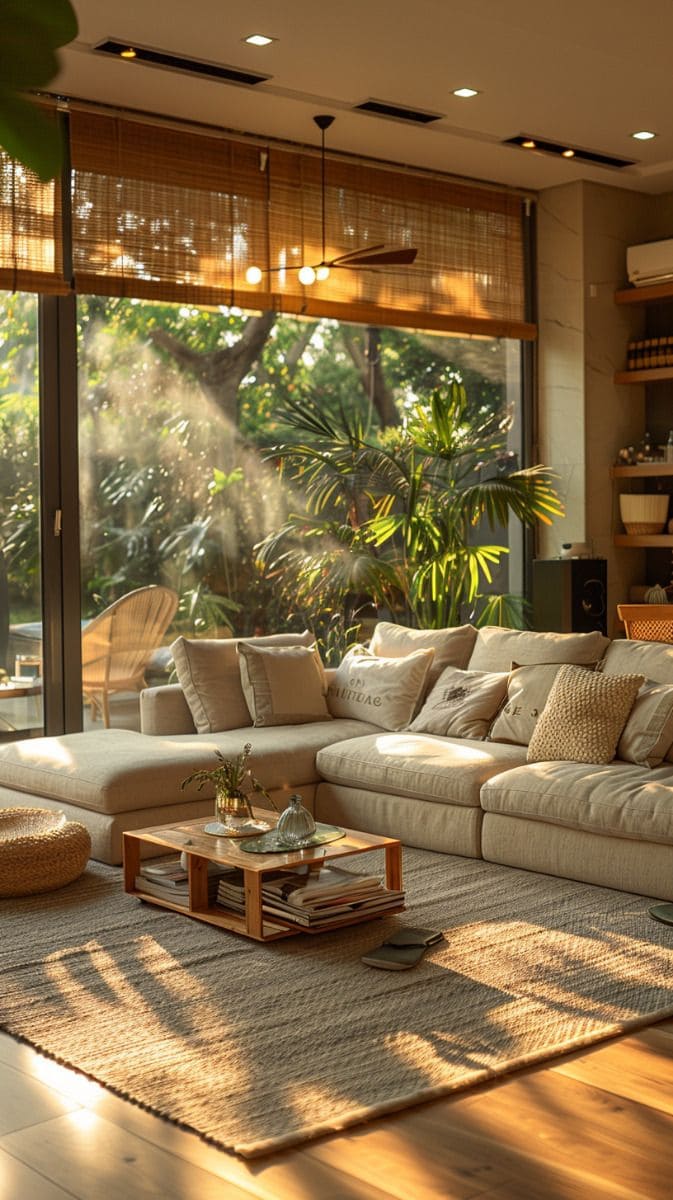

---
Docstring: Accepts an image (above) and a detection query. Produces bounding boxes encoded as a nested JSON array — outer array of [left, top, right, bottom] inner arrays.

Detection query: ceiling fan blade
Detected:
[[328, 243, 387, 265], [332, 247, 419, 267]]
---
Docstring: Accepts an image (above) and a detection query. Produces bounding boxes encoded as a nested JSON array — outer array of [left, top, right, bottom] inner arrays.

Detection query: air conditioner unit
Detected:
[[627, 238, 673, 287]]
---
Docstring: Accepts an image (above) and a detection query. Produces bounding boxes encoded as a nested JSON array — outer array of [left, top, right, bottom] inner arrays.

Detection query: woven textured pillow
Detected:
[[408, 666, 508, 739], [527, 665, 644, 764]]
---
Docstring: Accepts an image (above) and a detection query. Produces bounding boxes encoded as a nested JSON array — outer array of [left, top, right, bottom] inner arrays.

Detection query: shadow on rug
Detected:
[[2, 849, 673, 1157]]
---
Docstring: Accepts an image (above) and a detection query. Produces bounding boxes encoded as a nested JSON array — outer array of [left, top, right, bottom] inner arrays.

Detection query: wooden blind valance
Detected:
[[2, 107, 533, 339], [0, 141, 66, 295]]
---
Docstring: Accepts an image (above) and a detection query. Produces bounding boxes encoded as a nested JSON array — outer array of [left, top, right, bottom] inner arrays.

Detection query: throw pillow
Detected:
[[369, 622, 477, 687], [617, 680, 673, 767], [327, 646, 434, 730], [171, 631, 313, 733], [527, 666, 644, 765], [408, 666, 508, 739], [238, 643, 330, 727], [489, 662, 595, 747]]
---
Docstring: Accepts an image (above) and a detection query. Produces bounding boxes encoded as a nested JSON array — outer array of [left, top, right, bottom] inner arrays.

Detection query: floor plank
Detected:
[[0, 1062, 80, 1136], [0, 1146, 79, 1200]]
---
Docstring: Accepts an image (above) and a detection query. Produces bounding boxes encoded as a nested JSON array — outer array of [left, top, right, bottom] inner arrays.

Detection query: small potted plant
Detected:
[[181, 743, 277, 835]]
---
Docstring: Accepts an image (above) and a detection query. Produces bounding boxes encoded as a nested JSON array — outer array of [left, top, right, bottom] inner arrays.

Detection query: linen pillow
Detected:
[[526, 665, 644, 765], [408, 666, 508, 739], [327, 646, 434, 730], [238, 643, 330, 727], [489, 662, 595, 747], [468, 626, 610, 673], [616, 680, 673, 767], [369, 621, 477, 687], [171, 631, 313, 733]]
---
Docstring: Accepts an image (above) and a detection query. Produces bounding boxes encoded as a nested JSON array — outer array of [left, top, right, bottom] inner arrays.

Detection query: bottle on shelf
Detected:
[[666, 431, 673, 463]]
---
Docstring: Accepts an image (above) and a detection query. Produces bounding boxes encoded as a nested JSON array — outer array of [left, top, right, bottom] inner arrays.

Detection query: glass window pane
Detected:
[[0, 291, 44, 739]]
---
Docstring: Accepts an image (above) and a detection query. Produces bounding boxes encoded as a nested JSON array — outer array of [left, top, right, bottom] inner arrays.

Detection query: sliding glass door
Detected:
[[0, 291, 44, 738]]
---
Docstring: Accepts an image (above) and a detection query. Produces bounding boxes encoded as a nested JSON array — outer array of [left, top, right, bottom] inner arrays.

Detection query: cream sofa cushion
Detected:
[[171, 631, 313, 733], [0, 721, 377, 816], [327, 646, 434, 730], [408, 666, 508, 738], [369, 621, 477, 686], [527, 666, 643, 765], [468, 626, 609, 673], [617, 681, 673, 767], [489, 662, 595, 747], [317, 732, 527, 808], [600, 638, 673, 684], [238, 643, 330, 726], [481, 760, 673, 845]]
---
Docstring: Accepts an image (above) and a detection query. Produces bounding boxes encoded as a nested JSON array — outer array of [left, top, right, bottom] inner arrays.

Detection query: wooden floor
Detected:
[[1, 1017, 672, 1200]]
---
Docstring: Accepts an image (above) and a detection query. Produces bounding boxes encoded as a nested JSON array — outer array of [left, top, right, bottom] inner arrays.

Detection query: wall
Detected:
[[537, 179, 658, 633]]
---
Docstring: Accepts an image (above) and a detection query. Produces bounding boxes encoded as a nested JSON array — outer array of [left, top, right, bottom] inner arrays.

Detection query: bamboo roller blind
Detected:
[[1, 106, 535, 339]]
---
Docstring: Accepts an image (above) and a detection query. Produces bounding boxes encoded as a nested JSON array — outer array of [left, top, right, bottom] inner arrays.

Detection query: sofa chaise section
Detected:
[[0, 719, 378, 864]]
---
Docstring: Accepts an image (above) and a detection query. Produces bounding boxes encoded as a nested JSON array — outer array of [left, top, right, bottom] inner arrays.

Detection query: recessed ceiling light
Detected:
[[521, 139, 536, 149], [631, 130, 656, 140], [244, 34, 275, 46], [120, 47, 136, 59], [561, 148, 575, 158], [452, 87, 479, 98]]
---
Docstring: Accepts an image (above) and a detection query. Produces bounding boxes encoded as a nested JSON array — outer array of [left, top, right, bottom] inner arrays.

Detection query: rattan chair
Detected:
[[82, 585, 178, 727], [617, 603, 673, 644]]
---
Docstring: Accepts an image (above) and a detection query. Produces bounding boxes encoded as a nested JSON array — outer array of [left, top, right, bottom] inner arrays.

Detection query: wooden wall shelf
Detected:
[[615, 281, 673, 305], [611, 464, 673, 477], [614, 534, 673, 548], [614, 367, 673, 384]]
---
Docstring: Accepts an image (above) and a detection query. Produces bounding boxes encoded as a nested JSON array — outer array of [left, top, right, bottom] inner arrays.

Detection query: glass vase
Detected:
[[214, 788, 253, 832], [276, 793, 316, 846]]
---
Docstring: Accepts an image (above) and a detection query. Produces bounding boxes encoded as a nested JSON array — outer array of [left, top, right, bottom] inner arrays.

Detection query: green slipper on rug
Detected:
[[361, 926, 444, 970]]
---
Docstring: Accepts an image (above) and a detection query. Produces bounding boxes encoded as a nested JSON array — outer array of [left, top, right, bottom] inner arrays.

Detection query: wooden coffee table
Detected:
[[123, 816, 404, 942]]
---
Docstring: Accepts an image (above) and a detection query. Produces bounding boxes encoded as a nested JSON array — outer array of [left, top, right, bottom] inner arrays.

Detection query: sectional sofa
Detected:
[[1, 623, 673, 902]]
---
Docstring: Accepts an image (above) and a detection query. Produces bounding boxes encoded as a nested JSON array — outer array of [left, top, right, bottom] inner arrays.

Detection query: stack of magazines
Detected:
[[135, 857, 231, 908], [217, 863, 405, 928]]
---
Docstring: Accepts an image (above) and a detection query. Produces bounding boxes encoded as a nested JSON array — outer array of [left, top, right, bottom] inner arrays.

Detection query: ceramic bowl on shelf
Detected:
[[619, 493, 670, 534]]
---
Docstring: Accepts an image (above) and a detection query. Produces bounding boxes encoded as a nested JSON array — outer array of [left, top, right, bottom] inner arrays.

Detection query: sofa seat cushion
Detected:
[[0, 721, 378, 816], [317, 733, 527, 808], [480, 760, 673, 845]]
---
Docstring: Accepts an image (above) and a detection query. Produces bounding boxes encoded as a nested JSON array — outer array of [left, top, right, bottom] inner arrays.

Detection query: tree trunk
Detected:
[[341, 326, 400, 427], [149, 311, 276, 425]]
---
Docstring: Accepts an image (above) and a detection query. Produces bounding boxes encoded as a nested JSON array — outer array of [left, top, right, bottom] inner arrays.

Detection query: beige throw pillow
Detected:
[[617, 680, 673, 767], [527, 665, 644, 765], [171, 631, 313, 733], [408, 666, 508, 739], [327, 646, 434, 730], [238, 643, 330, 727], [369, 622, 477, 687], [490, 662, 595, 747]]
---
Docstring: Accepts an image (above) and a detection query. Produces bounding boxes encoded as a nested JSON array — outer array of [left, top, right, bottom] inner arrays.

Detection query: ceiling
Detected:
[[53, 0, 673, 195]]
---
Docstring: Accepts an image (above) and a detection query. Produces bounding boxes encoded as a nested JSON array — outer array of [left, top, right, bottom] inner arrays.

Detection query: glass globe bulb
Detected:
[[315, 265, 330, 281], [298, 265, 316, 286], [245, 265, 263, 285]]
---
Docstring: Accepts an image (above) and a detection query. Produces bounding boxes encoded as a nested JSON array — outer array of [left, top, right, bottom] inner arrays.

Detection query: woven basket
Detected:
[[0, 808, 91, 898], [619, 493, 669, 535]]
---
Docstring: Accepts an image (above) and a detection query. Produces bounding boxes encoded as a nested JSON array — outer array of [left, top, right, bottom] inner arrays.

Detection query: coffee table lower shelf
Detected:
[[123, 819, 404, 943]]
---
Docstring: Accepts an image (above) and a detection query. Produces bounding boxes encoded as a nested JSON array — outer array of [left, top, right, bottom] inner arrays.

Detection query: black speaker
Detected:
[[532, 558, 607, 635]]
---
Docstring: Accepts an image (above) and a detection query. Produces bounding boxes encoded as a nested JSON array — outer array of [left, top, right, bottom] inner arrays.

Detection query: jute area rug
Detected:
[[2, 849, 673, 1158]]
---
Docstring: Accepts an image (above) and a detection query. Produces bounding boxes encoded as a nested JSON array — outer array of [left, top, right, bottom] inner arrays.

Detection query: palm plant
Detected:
[[256, 382, 563, 629]]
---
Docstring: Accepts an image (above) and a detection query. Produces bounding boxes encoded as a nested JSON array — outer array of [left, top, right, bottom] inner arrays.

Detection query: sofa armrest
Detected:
[[140, 684, 196, 735]]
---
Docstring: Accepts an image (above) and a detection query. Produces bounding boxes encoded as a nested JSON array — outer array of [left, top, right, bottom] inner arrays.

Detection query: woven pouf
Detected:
[[0, 808, 91, 898]]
